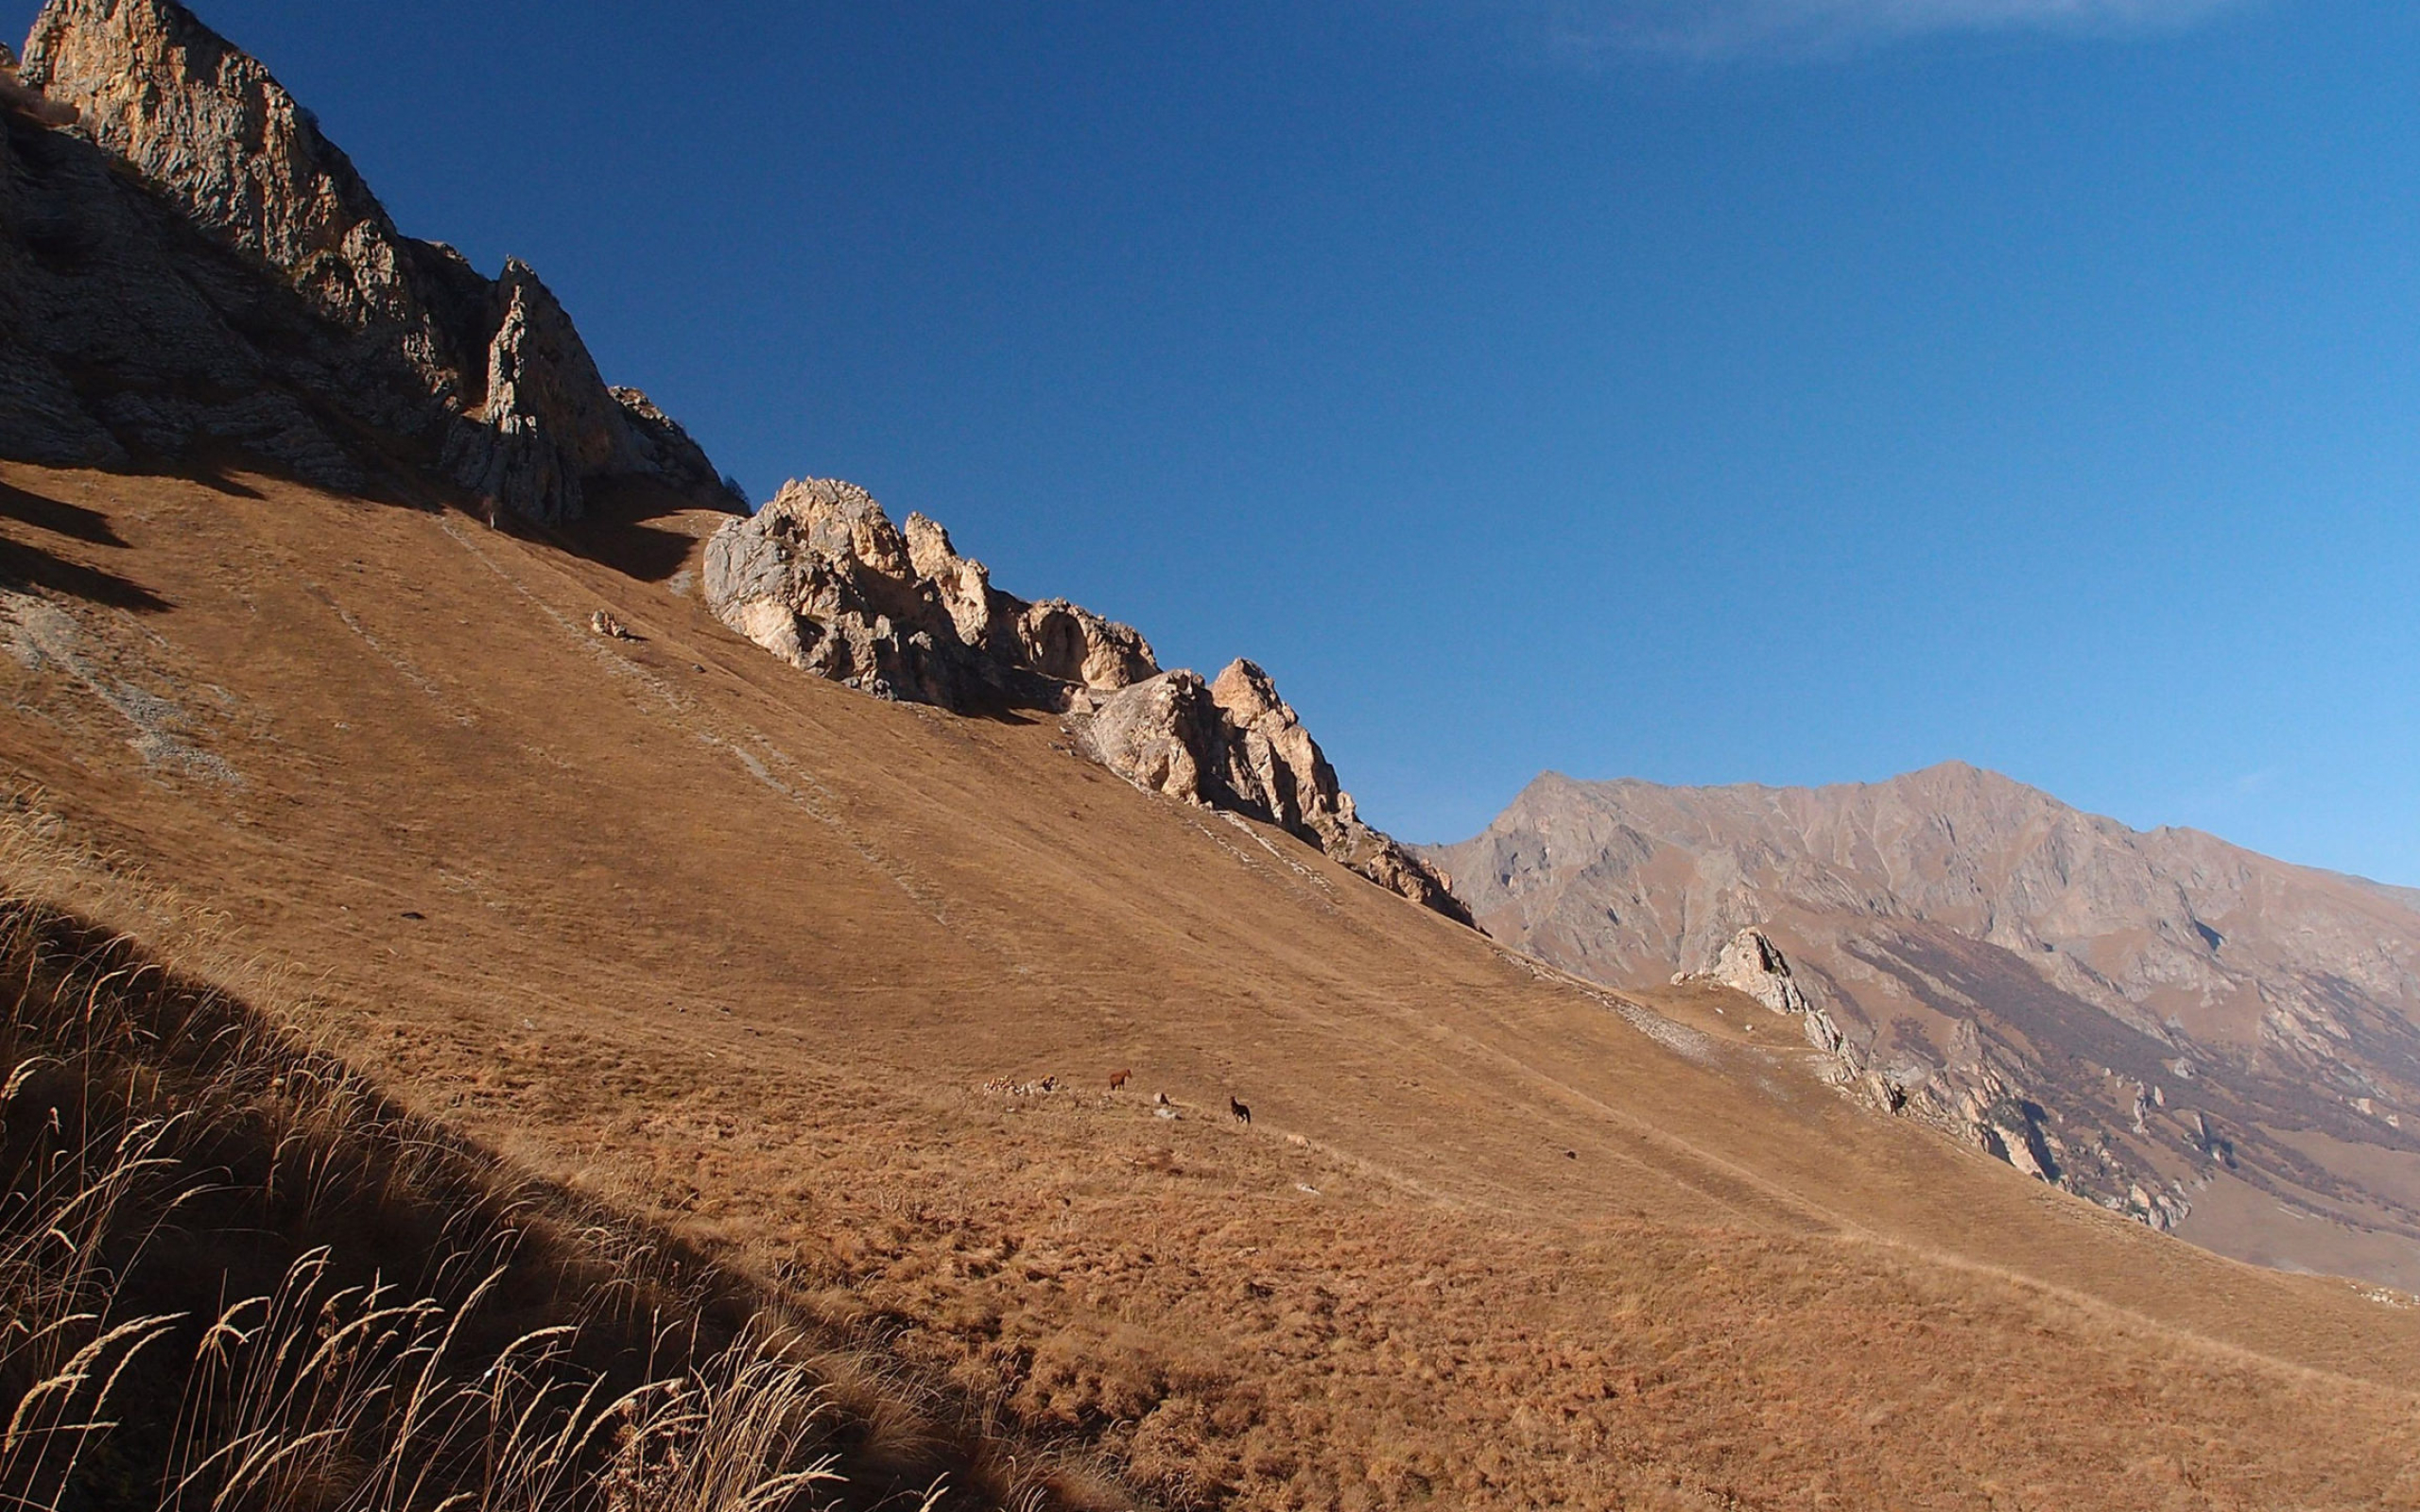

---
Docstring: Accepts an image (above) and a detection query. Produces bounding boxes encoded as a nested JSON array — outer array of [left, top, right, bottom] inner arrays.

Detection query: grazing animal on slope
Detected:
[[1230, 1097, 1252, 1126], [1109, 1069, 1131, 1091]]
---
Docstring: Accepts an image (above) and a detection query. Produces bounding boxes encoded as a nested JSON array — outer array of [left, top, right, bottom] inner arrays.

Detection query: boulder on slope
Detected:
[[1703, 928, 1813, 1018]]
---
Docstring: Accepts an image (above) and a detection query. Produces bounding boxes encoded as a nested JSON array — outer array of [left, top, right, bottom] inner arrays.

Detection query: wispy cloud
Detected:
[[1534, 0, 2245, 59]]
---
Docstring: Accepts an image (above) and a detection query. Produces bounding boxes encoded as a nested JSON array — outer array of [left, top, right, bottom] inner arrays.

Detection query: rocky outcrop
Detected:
[[6, 0, 734, 523], [1209, 661, 1343, 837], [0, 41, 72, 126], [0, 73, 368, 480], [1682, 926, 2138, 1203], [1078, 671, 1227, 799], [703, 478, 1150, 710], [22, 0, 475, 399], [1690, 928, 1812, 1018], [1078, 660, 1470, 922], [703, 479, 1470, 923], [1683, 926, 1895, 1102]]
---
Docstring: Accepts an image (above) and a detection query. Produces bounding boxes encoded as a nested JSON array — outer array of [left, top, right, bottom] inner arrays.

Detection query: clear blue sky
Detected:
[[21, 2, 2418, 880]]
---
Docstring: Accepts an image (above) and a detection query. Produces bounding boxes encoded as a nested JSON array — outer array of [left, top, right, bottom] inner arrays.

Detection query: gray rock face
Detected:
[[7, 0, 734, 523], [1432, 763, 2420, 1280], [1078, 670, 1228, 800], [0, 82, 375, 482], [1078, 659, 1471, 923], [1691, 927, 1812, 1018], [704, 479, 1471, 924], [702, 478, 1144, 709], [23, 0, 475, 396]]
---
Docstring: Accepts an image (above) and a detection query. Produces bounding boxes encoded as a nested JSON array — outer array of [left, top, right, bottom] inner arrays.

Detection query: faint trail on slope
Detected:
[[2, 589, 241, 784], [1218, 811, 1340, 898], [1504, 946, 1719, 1065], [300, 581, 479, 727]]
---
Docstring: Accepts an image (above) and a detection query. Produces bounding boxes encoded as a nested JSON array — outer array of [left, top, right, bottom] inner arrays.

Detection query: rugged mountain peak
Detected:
[[6, 0, 733, 523], [701, 480, 1469, 922], [1436, 765, 2420, 1273], [23, 0, 463, 381]]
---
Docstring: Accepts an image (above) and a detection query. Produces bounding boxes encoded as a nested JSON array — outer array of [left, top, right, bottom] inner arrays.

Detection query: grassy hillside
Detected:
[[0, 878, 1125, 1508], [1, 459, 2416, 1508]]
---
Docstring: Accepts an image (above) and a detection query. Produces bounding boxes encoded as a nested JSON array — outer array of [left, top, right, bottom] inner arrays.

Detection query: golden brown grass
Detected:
[[2, 459, 2419, 1509], [0, 886, 1128, 1509]]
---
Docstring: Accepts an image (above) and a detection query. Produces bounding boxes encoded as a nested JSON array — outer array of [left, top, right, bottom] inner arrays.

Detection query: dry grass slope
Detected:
[[0, 875, 1130, 1508], [0, 460, 2415, 1508]]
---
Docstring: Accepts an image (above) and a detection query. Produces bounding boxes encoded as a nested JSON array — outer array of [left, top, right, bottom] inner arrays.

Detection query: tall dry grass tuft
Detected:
[[0, 879, 1100, 1512]]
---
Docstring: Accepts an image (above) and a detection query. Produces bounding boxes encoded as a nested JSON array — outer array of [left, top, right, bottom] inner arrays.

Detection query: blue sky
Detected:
[[19, 2, 2418, 879]]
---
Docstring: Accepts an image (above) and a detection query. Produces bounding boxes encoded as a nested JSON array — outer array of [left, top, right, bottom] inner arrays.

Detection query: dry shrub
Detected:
[[0, 891, 1099, 1511]]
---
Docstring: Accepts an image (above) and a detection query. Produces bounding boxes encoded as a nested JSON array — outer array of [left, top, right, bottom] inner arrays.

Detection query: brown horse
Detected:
[[1108, 1069, 1131, 1091], [1230, 1097, 1252, 1126]]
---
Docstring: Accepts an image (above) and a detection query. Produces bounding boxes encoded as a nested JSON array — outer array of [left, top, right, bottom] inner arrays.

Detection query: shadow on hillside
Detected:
[[0, 479, 127, 546], [554, 474, 736, 583], [171, 462, 268, 499], [0, 480, 168, 611], [0, 899, 1121, 1512]]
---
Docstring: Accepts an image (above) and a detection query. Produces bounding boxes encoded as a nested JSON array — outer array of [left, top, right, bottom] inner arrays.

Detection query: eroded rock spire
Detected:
[[7, 0, 734, 523]]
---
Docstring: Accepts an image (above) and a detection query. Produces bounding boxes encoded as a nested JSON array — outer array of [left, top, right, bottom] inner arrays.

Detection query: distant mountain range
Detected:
[[1432, 761, 2420, 1286]]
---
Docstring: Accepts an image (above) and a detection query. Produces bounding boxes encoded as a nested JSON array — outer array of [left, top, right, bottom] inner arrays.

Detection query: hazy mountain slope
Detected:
[[2347, 873, 2420, 913], [1432, 764, 2420, 1287]]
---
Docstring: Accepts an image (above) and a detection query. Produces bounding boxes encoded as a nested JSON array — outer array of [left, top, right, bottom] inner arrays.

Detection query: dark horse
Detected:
[[1230, 1096, 1252, 1125]]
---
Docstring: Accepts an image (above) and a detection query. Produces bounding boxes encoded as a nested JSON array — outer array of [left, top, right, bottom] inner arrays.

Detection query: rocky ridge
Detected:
[[1684, 925, 2139, 1217], [0, 0, 1460, 924], [704, 481, 1469, 921], [1435, 764, 2420, 1275], [2, 0, 733, 523]]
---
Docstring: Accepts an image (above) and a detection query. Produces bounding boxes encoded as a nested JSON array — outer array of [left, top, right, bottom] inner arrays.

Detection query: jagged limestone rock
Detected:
[[1079, 658, 1470, 922], [703, 478, 1472, 925], [1209, 659, 1341, 838], [700, 479, 995, 707], [1014, 598, 1158, 692], [702, 478, 1153, 712], [11, 0, 734, 523], [1704, 928, 1813, 1018], [1078, 670, 1229, 802]]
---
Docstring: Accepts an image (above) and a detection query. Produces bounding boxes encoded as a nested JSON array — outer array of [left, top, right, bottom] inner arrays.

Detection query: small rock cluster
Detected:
[[704, 479, 1152, 710]]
